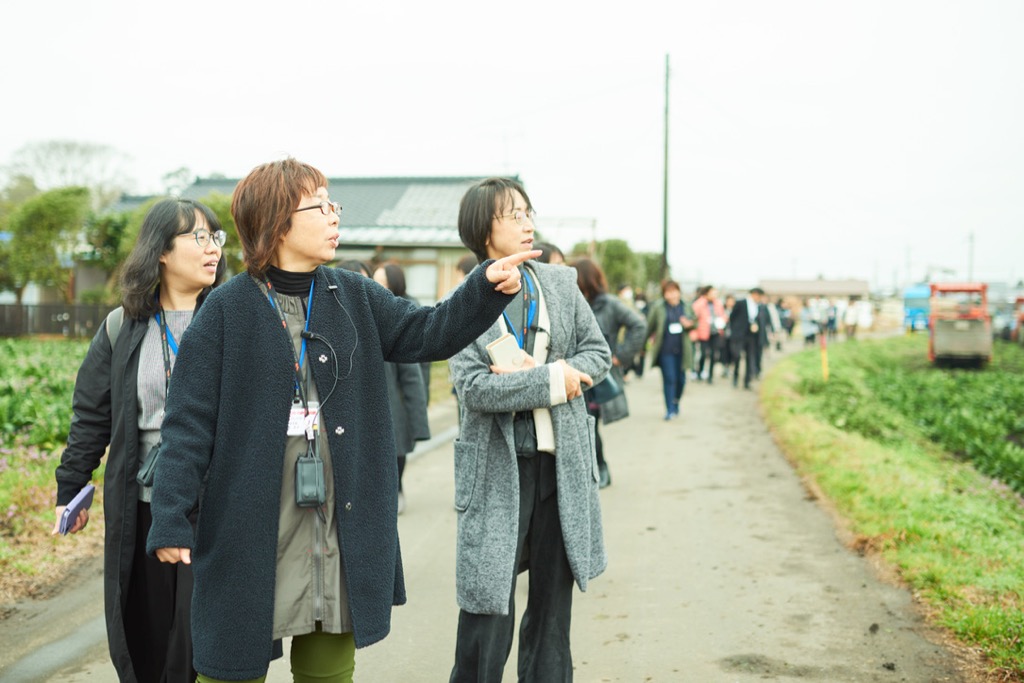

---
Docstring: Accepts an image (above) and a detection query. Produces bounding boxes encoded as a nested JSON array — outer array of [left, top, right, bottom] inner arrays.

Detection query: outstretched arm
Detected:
[[484, 250, 543, 294]]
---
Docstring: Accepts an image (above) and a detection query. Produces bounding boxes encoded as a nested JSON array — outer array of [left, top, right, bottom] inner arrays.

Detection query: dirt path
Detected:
[[2, 342, 990, 681]]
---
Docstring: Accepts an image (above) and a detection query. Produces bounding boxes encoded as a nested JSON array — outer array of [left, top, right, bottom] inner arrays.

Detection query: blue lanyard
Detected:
[[153, 311, 179, 355], [265, 278, 315, 400], [502, 269, 536, 349], [153, 308, 178, 396]]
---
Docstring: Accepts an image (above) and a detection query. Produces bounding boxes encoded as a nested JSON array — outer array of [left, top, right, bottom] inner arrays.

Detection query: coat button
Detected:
[[335, 426, 345, 435], [319, 354, 328, 363], [345, 502, 352, 511]]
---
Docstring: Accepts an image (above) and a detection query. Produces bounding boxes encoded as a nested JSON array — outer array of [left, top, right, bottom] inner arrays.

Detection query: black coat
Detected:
[[588, 294, 646, 424], [54, 313, 158, 683], [385, 361, 430, 456], [146, 264, 512, 680], [729, 298, 773, 354]]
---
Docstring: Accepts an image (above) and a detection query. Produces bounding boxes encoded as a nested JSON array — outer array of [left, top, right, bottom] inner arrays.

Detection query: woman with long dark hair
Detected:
[[54, 198, 226, 682], [574, 257, 646, 488]]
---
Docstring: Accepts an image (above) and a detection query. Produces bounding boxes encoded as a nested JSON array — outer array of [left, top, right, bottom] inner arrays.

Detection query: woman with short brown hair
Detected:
[[147, 158, 537, 682]]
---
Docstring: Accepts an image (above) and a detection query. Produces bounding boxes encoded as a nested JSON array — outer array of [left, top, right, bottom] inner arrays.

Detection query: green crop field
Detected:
[[1, 338, 91, 535]]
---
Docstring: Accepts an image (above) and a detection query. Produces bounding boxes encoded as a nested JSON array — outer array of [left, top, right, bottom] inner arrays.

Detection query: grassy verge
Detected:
[[762, 335, 1024, 678]]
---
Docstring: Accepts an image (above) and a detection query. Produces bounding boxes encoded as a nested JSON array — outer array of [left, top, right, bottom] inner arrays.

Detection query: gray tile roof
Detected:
[[181, 175, 501, 247], [107, 194, 159, 214], [759, 278, 870, 297]]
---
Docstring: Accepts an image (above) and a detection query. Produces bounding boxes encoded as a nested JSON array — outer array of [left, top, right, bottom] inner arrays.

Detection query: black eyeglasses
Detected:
[[295, 200, 342, 216], [179, 228, 227, 248]]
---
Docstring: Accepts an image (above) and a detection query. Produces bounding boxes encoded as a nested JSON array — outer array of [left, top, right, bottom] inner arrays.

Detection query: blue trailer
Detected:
[[903, 284, 931, 331]]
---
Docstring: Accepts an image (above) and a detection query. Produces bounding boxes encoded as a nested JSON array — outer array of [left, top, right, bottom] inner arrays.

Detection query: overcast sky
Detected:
[[2, 0, 1022, 292]]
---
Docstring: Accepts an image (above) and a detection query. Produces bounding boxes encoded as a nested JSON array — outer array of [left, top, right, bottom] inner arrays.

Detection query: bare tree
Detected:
[[6, 139, 133, 209], [161, 166, 194, 196]]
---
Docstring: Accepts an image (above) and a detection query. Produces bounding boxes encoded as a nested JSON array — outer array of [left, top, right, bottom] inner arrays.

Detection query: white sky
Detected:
[[2, 0, 1022, 291]]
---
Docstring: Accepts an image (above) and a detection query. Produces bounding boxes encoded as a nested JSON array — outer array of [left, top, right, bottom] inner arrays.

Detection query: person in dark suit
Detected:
[[728, 287, 766, 389], [753, 292, 774, 378]]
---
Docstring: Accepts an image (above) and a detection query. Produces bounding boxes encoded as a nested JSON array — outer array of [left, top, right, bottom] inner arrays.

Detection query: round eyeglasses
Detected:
[[497, 209, 535, 226], [295, 200, 342, 216], [180, 228, 227, 248]]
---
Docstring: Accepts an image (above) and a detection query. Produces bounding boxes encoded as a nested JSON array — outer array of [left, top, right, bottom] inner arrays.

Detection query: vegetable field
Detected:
[[1, 337, 90, 537]]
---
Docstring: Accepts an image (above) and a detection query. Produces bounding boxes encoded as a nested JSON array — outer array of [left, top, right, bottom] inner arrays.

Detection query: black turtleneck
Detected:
[[266, 265, 316, 296]]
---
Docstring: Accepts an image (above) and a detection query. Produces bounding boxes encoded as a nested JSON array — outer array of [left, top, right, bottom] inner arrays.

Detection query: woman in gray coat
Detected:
[[448, 177, 611, 682]]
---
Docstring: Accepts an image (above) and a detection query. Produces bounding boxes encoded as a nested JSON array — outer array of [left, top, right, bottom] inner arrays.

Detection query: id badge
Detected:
[[287, 400, 320, 437], [668, 322, 683, 335]]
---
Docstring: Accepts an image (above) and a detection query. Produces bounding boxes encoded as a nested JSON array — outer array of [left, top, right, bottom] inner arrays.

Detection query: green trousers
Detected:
[[196, 631, 355, 683]]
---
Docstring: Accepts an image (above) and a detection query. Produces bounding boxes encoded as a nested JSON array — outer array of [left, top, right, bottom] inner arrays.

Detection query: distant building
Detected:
[[758, 278, 870, 301], [106, 194, 160, 214], [180, 176, 496, 304]]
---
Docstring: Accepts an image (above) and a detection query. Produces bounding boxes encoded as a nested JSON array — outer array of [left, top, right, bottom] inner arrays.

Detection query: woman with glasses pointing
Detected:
[[54, 198, 227, 683], [146, 158, 538, 682]]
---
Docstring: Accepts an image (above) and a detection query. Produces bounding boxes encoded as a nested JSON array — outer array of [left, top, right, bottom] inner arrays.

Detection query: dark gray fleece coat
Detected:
[[146, 263, 511, 681]]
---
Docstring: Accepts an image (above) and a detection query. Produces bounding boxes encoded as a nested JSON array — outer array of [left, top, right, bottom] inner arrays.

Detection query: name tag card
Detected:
[[287, 400, 320, 437]]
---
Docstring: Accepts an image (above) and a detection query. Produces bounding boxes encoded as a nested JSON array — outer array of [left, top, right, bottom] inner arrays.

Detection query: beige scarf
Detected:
[[500, 267, 556, 454]]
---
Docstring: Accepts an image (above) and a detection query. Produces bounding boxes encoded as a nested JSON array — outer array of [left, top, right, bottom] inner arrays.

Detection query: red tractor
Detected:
[[928, 283, 992, 366]]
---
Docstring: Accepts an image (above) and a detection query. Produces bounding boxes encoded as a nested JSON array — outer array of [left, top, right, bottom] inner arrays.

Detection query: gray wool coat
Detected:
[[448, 261, 612, 615]]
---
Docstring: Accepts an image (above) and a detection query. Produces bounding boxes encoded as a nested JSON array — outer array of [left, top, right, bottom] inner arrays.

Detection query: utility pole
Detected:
[[660, 54, 670, 281], [967, 231, 974, 282]]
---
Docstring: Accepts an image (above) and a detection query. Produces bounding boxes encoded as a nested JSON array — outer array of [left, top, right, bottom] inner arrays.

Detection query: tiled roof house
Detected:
[[181, 175, 499, 303]]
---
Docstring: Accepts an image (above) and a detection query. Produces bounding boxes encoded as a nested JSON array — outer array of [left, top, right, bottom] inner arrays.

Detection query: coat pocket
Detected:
[[453, 439, 479, 512], [584, 414, 599, 483]]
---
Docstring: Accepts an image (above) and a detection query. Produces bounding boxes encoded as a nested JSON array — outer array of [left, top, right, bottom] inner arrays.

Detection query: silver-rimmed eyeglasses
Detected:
[[180, 228, 227, 248], [295, 200, 342, 216], [497, 209, 535, 226]]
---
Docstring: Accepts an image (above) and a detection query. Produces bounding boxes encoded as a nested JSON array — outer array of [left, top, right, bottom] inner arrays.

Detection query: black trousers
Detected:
[[732, 336, 759, 388], [450, 453, 574, 683], [697, 338, 717, 381], [125, 502, 195, 683]]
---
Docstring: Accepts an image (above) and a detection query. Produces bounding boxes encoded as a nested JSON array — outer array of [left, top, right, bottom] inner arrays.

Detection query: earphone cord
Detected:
[[307, 284, 359, 416], [329, 287, 358, 382]]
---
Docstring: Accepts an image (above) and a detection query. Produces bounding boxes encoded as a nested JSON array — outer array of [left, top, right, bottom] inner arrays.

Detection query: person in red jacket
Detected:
[[690, 286, 726, 384]]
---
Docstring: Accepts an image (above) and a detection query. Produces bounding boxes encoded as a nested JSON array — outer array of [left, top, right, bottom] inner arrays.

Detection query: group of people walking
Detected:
[[53, 164, 610, 682], [51, 155, 808, 682], [629, 282, 789, 421]]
